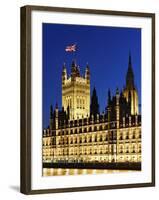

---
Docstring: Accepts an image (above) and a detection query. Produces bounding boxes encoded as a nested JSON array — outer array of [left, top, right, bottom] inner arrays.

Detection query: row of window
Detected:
[[65, 97, 86, 110], [43, 132, 141, 146], [43, 148, 141, 156], [57, 126, 140, 136], [58, 125, 111, 135]]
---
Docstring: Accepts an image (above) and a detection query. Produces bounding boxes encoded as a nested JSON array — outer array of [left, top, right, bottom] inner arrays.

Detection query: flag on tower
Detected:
[[65, 44, 77, 52]]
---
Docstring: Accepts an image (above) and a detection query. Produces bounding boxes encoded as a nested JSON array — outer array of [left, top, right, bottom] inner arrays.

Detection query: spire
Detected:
[[85, 63, 90, 82], [50, 105, 53, 119], [71, 60, 76, 80], [55, 102, 58, 109], [90, 87, 99, 117], [129, 51, 132, 66], [108, 89, 111, 105], [126, 52, 134, 89], [63, 62, 66, 69], [116, 87, 119, 95], [62, 62, 67, 84], [71, 60, 76, 71]]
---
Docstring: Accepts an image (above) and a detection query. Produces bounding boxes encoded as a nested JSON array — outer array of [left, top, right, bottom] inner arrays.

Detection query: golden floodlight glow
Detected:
[[42, 58, 141, 171]]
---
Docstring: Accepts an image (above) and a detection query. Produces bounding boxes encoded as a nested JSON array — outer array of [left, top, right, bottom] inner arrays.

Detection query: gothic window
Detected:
[[99, 125, 103, 131], [126, 146, 129, 153], [89, 127, 92, 132], [139, 131, 141, 138], [120, 134, 123, 140], [113, 131, 117, 140], [94, 135, 97, 142], [83, 99, 85, 109], [132, 132, 136, 139], [120, 146, 123, 153], [74, 137, 77, 144], [126, 132, 129, 139], [77, 98, 79, 109], [132, 145, 136, 153], [94, 126, 97, 131], [100, 135, 103, 142], [74, 129, 77, 134], [80, 98, 82, 109]]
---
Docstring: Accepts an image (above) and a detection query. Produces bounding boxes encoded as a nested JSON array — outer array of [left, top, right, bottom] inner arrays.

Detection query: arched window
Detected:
[[126, 132, 129, 139], [132, 131, 136, 139], [94, 135, 97, 142], [99, 125, 103, 131], [132, 145, 136, 153], [74, 129, 77, 134], [120, 146, 123, 153], [77, 98, 79, 109], [126, 146, 129, 153]]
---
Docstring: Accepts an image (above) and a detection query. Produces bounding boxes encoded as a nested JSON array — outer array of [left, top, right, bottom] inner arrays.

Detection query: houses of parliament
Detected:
[[42, 54, 141, 165]]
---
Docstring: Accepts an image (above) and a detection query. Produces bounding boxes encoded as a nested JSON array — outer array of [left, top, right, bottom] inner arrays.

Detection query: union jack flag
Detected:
[[65, 44, 77, 52]]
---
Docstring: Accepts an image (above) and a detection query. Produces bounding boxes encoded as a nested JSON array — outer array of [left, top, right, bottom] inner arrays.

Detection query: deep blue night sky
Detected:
[[42, 23, 141, 129]]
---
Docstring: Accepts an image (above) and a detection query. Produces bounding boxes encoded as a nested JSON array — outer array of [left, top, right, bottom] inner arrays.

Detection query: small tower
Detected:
[[115, 88, 120, 163], [49, 105, 54, 130], [116, 88, 120, 129], [55, 103, 58, 130], [62, 60, 90, 120], [71, 60, 77, 82], [85, 63, 90, 84], [106, 89, 111, 127], [108, 89, 111, 105], [62, 63, 67, 85], [90, 87, 99, 118]]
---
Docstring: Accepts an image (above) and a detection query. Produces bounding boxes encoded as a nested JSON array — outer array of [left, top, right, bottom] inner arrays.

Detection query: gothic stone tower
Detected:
[[123, 53, 139, 115], [62, 60, 90, 120]]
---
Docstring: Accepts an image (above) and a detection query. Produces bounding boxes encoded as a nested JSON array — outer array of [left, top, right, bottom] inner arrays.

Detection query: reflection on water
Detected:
[[43, 168, 135, 176]]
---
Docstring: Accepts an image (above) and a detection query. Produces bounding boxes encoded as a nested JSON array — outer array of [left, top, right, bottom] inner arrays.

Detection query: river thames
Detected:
[[43, 168, 136, 176]]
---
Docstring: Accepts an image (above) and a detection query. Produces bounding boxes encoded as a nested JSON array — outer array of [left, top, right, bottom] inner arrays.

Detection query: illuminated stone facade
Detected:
[[62, 61, 90, 120], [43, 56, 141, 164]]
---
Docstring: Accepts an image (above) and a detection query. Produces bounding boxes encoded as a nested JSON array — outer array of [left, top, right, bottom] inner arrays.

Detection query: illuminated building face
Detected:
[[62, 61, 90, 120], [42, 124, 141, 164], [42, 55, 141, 167]]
